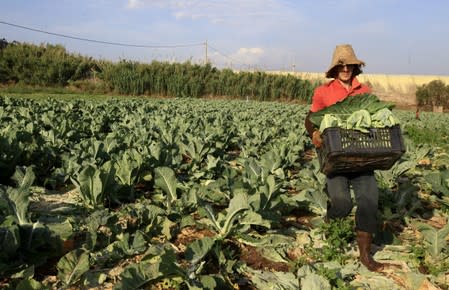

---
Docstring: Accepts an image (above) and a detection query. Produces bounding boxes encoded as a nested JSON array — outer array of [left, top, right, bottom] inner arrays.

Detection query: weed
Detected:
[[317, 218, 355, 264]]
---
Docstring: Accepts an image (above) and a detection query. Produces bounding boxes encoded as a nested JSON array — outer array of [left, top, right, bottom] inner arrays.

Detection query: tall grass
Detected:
[[0, 40, 317, 102], [271, 71, 449, 107]]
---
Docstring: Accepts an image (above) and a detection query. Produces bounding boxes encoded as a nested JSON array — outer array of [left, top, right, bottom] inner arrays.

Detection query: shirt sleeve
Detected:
[[360, 84, 372, 94], [310, 87, 325, 113]]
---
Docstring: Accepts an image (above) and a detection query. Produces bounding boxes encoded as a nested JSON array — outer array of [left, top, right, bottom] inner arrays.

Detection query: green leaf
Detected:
[[115, 247, 182, 290], [416, 222, 449, 257], [83, 272, 108, 288], [161, 217, 175, 240], [220, 192, 249, 238], [206, 155, 220, 170], [237, 233, 294, 248], [260, 151, 282, 174], [12, 166, 35, 190], [240, 211, 271, 229], [185, 236, 217, 265], [57, 249, 90, 286], [371, 108, 399, 127], [319, 114, 342, 132], [11, 265, 35, 279], [309, 93, 394, 127], [45, 217, 74, 242], [71, 161, 116, 209], [260, 174, 280, 210], [154, 167, 178, 201], [16, 278, 48, 290], [180, 187, 199, 210], [85, 209, 112, 249], [6, 166, 35, 225], [244, 159, 262, 183], [0, 216, 20, 259], [424, 170, 449, 196], [345, 109, 372, 132], [242, 266, 299, 289], [195, 274, 229, 290], [300, 272, 332, 290], [114, 149, 142, 186], [202, 205, 222, 234], [115, 262, 164, 289], [131, 231, 147, 253], [297, 189, 328, 216]]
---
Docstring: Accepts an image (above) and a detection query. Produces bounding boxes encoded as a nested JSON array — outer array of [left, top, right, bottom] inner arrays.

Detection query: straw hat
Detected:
[[325, 44, 365, 78]]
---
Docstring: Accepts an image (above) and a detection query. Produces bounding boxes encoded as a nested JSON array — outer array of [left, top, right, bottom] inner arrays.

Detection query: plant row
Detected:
[[1, 95, 449, 289]]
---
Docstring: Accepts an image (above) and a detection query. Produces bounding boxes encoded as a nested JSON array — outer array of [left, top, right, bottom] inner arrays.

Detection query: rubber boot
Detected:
[[356, 230, 384, 272]]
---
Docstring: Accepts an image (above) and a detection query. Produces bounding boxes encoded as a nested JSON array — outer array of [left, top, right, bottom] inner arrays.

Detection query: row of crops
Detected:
[[1, 95, 449, 289]]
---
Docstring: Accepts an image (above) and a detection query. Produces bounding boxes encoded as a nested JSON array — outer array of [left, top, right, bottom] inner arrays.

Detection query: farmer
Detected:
[[304, 44, 386, 272]]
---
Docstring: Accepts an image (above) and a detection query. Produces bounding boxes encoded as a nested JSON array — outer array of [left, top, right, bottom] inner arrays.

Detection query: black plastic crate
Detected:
[[317, 125, 406, 175]]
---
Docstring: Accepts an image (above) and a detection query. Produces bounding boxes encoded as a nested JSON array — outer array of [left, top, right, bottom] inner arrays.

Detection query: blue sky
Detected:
[[1, 0, 449, 75]]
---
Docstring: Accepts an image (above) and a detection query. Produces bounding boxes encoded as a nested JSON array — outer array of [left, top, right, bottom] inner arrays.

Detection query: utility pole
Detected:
[[204, 40, 208, 64]]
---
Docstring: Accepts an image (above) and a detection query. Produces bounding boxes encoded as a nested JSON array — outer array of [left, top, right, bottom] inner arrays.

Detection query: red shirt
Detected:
[[310, 78, 371, 112]]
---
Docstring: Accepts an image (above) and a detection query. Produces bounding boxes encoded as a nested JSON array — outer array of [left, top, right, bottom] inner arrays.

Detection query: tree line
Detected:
[[0, 39, 317, 102], [416, 80, 449, 110]]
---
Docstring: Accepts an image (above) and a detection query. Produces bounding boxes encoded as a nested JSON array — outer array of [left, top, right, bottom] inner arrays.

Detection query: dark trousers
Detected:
[[325, 171, 379, 233]]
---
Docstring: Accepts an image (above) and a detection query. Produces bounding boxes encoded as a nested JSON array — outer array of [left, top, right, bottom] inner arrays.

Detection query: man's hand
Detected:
[[312, 130, 323, 148]]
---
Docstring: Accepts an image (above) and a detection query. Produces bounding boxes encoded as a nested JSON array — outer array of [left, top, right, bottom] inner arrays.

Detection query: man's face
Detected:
[[336, 64, 355, 82]]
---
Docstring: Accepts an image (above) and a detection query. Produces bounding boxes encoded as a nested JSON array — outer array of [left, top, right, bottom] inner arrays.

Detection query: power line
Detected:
[[1, 20, 253, 69], [207, 43, 250, 69], [0, 20, 204, 48]]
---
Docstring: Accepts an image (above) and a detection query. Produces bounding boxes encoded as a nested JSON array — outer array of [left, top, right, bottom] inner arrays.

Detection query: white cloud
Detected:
[[233, 47, 264, 65], [127, 0, 144, 9], [121, 0, 306, 69], [208, 47, 265, 68], [236, 47, 264, 56], [126, 0, 298, 25], [173, 11, 203, 20]]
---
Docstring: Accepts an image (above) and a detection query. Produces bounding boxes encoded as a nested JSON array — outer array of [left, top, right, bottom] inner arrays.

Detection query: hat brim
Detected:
[[325, 61, 365, 78]]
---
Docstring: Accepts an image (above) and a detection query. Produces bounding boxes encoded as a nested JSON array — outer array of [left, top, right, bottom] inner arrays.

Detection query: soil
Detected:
[[172, 225, 291, 275], [239, 244, 290, 272], [173, 226, 216, 253]]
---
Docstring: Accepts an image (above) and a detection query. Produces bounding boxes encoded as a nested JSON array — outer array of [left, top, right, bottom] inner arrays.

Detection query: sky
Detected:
[[1, 0, 449, 75]]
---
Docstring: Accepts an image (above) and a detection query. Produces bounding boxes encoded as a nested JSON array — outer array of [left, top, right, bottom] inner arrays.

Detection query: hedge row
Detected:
[[0, 40, 96, 86], [0, 40, 317, 102]]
